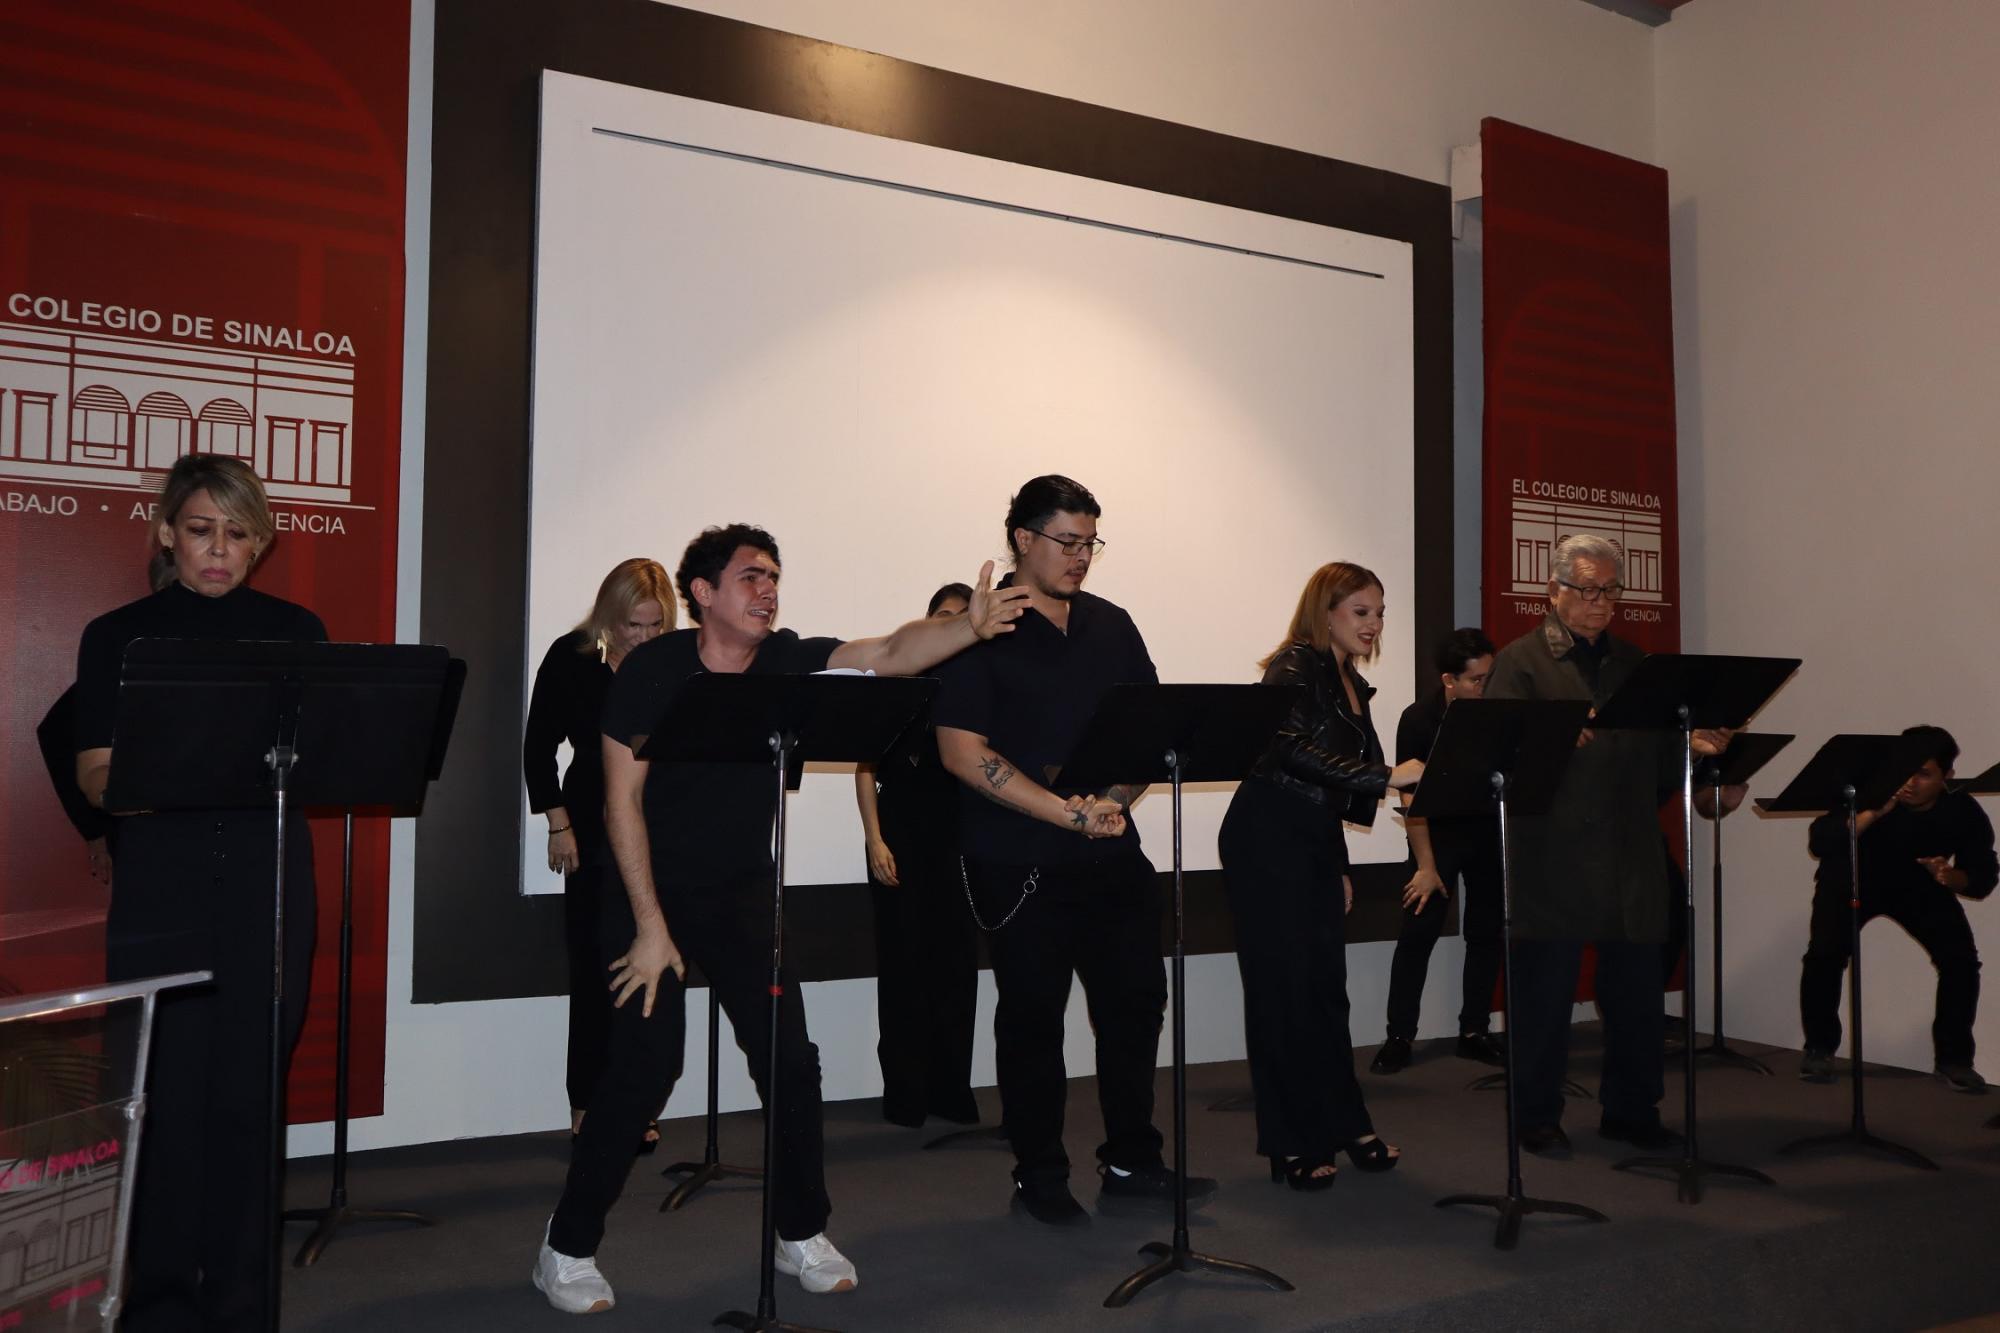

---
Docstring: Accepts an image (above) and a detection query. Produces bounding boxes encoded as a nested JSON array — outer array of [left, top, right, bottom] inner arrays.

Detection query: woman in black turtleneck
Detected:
[[1218, 561, 1424, 1192], [73, 454, 323, 1332]]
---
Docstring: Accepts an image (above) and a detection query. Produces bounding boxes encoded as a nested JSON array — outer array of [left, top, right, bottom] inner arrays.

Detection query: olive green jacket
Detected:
[[1485, 616, 1679, 942]]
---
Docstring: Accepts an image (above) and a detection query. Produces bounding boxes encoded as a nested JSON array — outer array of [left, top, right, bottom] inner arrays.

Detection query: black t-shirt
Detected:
[[75, 582, 329, 752], [1395, 687, 1497, 872], [931, 580, 1157, 867], [1809, 791, 1998, 903], [600, 627, 841, 884]]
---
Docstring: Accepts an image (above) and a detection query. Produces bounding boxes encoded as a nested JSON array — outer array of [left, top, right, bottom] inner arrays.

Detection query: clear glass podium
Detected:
[[0, 971, 210, 1330]]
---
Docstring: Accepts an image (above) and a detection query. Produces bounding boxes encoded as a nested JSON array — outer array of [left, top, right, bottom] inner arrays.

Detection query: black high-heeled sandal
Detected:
[[1269, 1155, 1338, 1191], [1343, 1135, 1400, 1173]]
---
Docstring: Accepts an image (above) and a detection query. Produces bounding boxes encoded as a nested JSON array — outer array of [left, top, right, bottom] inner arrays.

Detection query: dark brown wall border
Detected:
[[419, 0, 1453, 1002]]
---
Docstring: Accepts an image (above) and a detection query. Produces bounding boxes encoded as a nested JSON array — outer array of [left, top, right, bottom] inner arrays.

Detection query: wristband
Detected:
[[547, 825, 571, 835]]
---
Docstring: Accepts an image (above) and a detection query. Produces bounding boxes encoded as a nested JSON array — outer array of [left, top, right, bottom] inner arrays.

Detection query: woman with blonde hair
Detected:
[[1218, 561, 1424, 1191], [524, 557, 674, 1148], [73, 453, 325, 1328]]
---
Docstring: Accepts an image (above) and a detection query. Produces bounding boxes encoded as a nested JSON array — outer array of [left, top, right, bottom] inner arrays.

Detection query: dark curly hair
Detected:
[[675, 523, 780, 625]]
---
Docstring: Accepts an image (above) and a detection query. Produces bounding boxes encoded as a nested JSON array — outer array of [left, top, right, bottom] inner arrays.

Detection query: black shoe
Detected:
[[882, 1103, 927, 1128], [1598, 1116, 1684, 1150], [1097, 1163, 1217, 1201], [1369, 1037, 1413, 1074], [1456, 1032, 1507, 1067], [1518, 1124, 1572, 1158], [1936, 1063, 1989, 1094], [1012, 1177, 1087, 1226], [1799, 1048, 1836, 1083]]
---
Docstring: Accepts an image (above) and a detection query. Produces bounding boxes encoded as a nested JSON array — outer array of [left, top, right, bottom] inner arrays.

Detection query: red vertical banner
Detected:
[[1480, 118, 1680, 655], [0, 0, 410, 1121]]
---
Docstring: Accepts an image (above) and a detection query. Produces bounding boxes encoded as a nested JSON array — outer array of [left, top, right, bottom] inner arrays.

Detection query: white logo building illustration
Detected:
[[1509, 493, 1666, 605], [0, 321, 354, 505]]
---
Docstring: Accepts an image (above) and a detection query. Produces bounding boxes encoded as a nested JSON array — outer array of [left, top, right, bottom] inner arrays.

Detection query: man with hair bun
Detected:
[[1484, 533, 1732, 1158], [934, 475, 1189, 1226]]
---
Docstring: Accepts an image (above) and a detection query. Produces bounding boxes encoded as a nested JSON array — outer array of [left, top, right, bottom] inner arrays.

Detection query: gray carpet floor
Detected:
[[278, 1027, 2000, 1332]]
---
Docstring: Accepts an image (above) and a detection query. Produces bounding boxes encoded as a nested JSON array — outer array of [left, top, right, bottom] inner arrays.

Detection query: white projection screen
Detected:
[[523, 71, 1417, 896]]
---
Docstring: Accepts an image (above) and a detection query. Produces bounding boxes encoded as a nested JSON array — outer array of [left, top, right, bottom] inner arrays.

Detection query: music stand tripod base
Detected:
[[1104, 1242, 1296, 1308], [1611, 1154, 1775, 1205], [1433, 1191, 1607, 1252], [1694, 1040, 1774, 1075], [284, 1204, 436, 1268], [921, 1124, 1007, 1150], [1469, 1070, 1590, 1099], [1779, 1125, 1939, 1172], [663, 987, 763, 1211], [715, 1311, 841, 1333]]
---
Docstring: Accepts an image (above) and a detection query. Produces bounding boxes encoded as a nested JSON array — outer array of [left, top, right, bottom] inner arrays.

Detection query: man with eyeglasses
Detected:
[[1485, 533, 1730, 1159], [934, 474, 1194, 1226]]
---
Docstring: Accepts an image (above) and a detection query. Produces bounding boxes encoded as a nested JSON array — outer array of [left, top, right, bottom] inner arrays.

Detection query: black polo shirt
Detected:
[[601, 627, 841, 884], [931, 578, 1156, 867], [1394, 686, 1497, 872]]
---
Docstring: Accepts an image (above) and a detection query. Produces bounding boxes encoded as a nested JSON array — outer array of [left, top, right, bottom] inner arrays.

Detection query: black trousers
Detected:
[[549, 869, 831, 1255], [1218, 780, 1374, 1158], [1383, 846, 1503, 1041], [1800, 882, 1980, 1065], [107, 811, 315, 1333], [562, 859, 615, 1111], [966, 853, 1166, 1186], [870, 838, 979, 1125], [1508, 938, 1665, 1130]]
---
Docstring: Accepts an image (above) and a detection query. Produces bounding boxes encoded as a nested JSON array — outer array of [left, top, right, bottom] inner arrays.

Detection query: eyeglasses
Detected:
[[1555, 579, 1626, 603], [1028, 529, 1106, 558]]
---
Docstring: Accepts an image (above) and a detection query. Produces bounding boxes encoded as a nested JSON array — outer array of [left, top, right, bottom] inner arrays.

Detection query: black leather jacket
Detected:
[[1245, 643, 1389, 823]]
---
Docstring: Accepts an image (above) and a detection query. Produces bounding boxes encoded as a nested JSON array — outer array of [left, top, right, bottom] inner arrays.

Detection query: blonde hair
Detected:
[[578, 558, 676, 654], [1260, 561, 1384, 670], [149, 455, 274, 592]]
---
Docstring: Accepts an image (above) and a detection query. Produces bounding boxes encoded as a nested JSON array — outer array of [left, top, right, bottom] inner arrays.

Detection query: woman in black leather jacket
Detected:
[[1218, 561, 1424, 1189]]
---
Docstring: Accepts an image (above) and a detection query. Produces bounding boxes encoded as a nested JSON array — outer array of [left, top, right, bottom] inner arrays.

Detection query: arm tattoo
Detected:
[[1069, 806, 1089, 830], [978, 754, 1015, 798]]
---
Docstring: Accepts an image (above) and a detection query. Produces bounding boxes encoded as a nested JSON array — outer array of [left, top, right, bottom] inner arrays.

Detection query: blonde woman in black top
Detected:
[[524, 557, 674, 1148], [73, 455, 323, 1330]]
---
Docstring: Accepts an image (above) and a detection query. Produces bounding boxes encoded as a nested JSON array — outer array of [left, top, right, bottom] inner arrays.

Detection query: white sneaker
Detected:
[[773, 1232, 858, 1294], [533, 1226, 615, 1314]]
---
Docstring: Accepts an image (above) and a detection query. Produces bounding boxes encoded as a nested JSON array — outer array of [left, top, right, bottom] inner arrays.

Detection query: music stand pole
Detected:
[[285, 812, 435, 1262], [1612, 709, 1776, 1201], [663, 988, 763, 1210], [264, 736, 295, 1330], [1779, 784, 1938, 1170], [1694, 770, 1770, 1073], [1435, 769, 1607, 1249], [1104, 750, 1294, 1308]]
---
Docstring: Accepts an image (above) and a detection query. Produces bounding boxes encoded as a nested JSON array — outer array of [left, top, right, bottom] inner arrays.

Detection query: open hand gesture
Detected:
[[966, 560, 1032, 641]]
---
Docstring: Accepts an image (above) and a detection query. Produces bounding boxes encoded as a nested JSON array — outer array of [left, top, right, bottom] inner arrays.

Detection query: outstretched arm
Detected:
[[829, 561, 1030, 676]]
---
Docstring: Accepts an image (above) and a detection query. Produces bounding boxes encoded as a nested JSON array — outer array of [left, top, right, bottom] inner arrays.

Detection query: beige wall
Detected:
[[679, 0, 1656, 181], [1658, 1, 2000, 1072]]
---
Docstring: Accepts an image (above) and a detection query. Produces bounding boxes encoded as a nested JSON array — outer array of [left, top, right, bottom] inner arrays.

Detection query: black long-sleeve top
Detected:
[[1808, 791, 1998, 902], [523, 631, 616, 863]]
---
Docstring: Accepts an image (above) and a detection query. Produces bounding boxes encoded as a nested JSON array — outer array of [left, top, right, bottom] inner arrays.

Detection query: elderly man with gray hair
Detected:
[[1485, 533, 1726, 1158]]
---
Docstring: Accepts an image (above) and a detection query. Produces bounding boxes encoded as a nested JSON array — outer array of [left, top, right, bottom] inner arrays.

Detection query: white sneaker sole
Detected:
[[772, 1257, 857, 1294], [532, 1265, 614, 1314]]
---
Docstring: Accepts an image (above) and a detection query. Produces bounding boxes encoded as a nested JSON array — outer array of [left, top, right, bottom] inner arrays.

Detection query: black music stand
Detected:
[[1056, 683, 1297, 1309], [105, 639, 457, 1332], [661, 977, 763, 1210], [1590, 653, 1797, 1204], [1421, 698, 1605, 1251], [286, 656, 464, 1264], [1691, 732, 1794, 1075], [1763, 732, 1942, 1170], [1967, 763, 2000, 1129], [642, 671, 935, 1333]]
